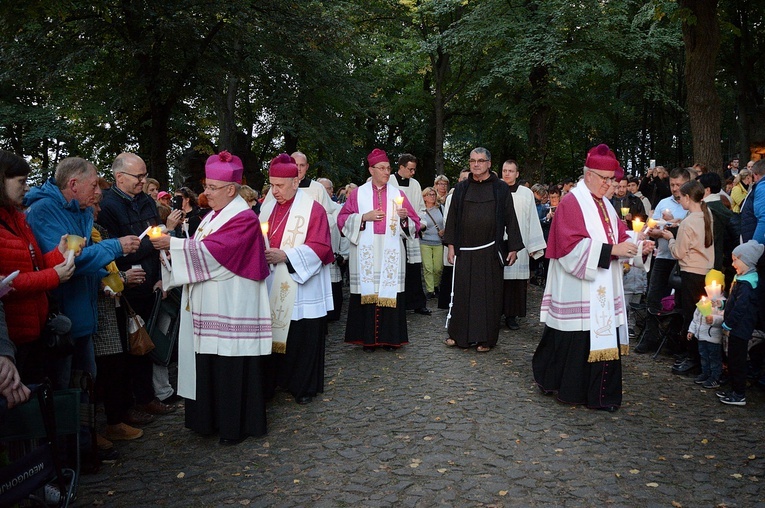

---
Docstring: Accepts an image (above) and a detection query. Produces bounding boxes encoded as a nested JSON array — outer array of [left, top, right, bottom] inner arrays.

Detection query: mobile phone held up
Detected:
[[172, 195, 183, 210]]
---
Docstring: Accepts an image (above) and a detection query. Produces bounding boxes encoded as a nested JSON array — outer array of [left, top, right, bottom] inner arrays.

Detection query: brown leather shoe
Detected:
[[137, 398, 176, 415], [102, 423, 144, 441], [125, 408, 156, 425]]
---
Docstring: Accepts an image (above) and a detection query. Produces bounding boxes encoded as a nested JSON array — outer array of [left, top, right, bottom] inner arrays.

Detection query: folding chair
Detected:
[[0, 381, 79, 507], [643, 307, 684, 359]]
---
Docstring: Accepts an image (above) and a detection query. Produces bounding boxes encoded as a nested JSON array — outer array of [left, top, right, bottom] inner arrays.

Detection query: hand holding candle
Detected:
[[65, 234, 85, 262], [696, 296, 713, 317]]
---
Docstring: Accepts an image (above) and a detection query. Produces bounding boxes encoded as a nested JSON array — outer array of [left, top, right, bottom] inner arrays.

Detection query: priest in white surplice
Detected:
[[337, 148, 421, 351], [151, 151, 272, 444], [501, 160, 546, 330], [260, 154, 334, 405], [532, 144, 653, 412]]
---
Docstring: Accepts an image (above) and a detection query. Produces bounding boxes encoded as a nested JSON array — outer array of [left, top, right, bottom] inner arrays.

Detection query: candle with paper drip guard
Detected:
[[705, 280, 722, 300], [696, 296, 713, 317], [147, 226, 163, 239], [631, 218, 645, 233], [646, 218, 658, 229], [620, 207, 630, 218], [148, 225, 171, 270], [65, 234, 85, 263]]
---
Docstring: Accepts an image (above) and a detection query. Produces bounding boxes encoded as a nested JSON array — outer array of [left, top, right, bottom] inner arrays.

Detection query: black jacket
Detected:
[[97, 187, 161, 298]]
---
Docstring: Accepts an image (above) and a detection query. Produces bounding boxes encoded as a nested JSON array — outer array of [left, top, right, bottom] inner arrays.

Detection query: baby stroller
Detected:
[[0, 380, 79, 507]]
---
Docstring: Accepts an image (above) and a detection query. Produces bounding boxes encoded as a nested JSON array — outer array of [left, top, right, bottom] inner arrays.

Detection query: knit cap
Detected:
[[732, 240, 764, 272]]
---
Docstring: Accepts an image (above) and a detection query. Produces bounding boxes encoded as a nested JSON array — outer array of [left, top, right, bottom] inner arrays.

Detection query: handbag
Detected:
[[146, 287, 181, 366], [668, 261, 682, 291], [123, 299, 155, 356], [42, 312, 74, 356]]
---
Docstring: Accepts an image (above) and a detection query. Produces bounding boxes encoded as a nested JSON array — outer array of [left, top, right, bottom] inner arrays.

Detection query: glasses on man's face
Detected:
[[469, 159, 489, 164], [372, 165, 391, 172], [123, 172, 147, 181], [587, 170, 615, 184], [203, 183, 234, 192]]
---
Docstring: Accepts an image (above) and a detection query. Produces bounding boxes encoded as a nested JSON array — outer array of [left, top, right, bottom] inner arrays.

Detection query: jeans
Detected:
[[698, 340, 722, 381], [55, 334, 96, 390], [643, 258, 675, 344]]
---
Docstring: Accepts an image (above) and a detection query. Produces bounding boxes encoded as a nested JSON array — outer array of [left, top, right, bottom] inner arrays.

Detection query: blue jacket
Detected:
[[24, 178, 124, 338]]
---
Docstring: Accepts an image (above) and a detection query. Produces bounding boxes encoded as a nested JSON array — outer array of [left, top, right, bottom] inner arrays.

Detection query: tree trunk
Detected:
[[679, 0, 722, 172], [526, 64, 551, 184]]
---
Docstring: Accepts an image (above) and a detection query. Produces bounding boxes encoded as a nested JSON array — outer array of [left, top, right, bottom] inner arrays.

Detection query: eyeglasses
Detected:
[[122, 172, 147, 181], [587, 170, 615, 184], [469, 159, 489, 164], [203, 183, 234, 192], [372, 165, 391, 172]]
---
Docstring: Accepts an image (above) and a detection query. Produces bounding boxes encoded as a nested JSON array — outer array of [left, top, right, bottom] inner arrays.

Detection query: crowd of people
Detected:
[[1, 144, 764, 492]]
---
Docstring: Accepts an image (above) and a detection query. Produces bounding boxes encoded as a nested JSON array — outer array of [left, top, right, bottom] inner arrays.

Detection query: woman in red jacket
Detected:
[[0, 150, 75, 382]]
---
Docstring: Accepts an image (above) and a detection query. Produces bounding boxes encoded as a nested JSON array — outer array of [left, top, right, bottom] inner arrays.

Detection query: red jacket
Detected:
[[0, 206, 64, 345]]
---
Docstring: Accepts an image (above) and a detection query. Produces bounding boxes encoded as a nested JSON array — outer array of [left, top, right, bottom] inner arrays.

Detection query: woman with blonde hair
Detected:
[[730, 169, 752, 213], [420, 186, 444, 298]]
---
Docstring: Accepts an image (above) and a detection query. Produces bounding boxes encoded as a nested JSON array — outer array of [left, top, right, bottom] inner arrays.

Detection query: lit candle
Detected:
[[631, 219, 644, 233], [147, 226, 163, 239], [646, 218, 658, 229], [394, 195, 404, 208], [137, 225, 152, 240], [696, 296, 712, 317], [620, 207, 630, 218], [705, 280, 722, 300], [102, 272, 124, 293], [65, 234, 85, 263], [261, 222, 270, 249]]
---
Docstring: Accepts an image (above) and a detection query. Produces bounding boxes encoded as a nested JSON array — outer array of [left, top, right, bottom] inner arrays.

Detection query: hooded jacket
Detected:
[[24, 178, 123, 338]]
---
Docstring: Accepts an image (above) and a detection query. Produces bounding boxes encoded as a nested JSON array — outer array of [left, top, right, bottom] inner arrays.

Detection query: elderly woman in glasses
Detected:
[[420, 186, 444, 298], [434, 175, 449, 206]]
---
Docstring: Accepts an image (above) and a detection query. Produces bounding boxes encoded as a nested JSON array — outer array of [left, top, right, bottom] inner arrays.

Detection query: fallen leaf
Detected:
[[559, 433, 569, 439], [239, 500, 251, 506], [437, 468, 447, 473], [629, 469, 640, 474], [646, 482, 659, 488], [705, 455, 715, 459], [554, 448, 563, 453], [682, 454, 692, 459], [232, 473, 241, 477], [731, 473, 742, 479], [671, 501, 682, 508], [713, 419, 725, 423], [658, 456, 667, 461], [748, 455, 756, 460], [499, 491, 508, 496], [423, 395, 431, 400], [448, 400, 456, 404], [107, 491, 115, 496], [293, 479, 300, 484], [701, 439, 709, 444], [615, 473, 622, 478]]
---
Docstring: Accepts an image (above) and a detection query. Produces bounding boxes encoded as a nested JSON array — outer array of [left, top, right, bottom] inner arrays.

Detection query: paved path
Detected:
[[79, 285, 765, 507]]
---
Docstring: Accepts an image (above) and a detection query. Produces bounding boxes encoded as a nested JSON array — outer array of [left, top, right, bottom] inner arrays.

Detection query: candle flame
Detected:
[[394, 196, 404, 205], [261, 222, 269, 236]]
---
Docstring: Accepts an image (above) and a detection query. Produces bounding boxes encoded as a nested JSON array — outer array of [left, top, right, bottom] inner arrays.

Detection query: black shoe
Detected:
[[382, 346, 396, 351], [505, 316, 520, 330], [99, 447, 120, 463], [672, 359, 699, 375], [599, 406, 618, 413], [414, 307, 432, 315], [426, 292, 436, 299], [296, 395, 313, 405], [634, 341, 658, 354], [363, 346, 375, 353]]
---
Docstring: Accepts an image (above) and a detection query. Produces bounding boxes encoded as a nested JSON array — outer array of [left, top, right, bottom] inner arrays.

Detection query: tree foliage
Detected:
[[0, 0, 762, 189]]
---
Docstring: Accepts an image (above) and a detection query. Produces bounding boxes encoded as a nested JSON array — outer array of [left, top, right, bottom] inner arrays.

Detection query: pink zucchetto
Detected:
[[367, 148, 389, 167], [584, 144, 620, 173], [268, 153, 298, 178], [205, 151, 243, 183]]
